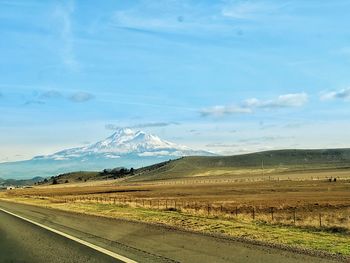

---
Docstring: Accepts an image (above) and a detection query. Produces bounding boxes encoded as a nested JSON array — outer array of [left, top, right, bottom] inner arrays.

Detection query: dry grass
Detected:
[[1, 196, 350, 258], [2, 168, 350, 257]]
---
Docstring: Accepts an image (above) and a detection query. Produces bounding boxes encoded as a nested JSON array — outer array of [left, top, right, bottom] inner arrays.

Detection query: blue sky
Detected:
[[1, 0, 350, 162]]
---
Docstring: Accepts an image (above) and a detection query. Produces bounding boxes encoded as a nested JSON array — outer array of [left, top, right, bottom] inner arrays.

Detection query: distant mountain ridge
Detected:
[[0, 128, 215, 179], [0, 176, 43, 187]]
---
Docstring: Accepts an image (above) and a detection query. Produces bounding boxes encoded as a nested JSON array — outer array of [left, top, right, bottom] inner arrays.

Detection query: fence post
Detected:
[[319, 213, 322, 227], [165, 199, 168, 209], [235, 207, 238, 216], [252, 207, 255, 220], [174, 200, 177, 210], [270, 207, 274, 221], [207, 203, 211, 216], [293, 208, 296, 225]]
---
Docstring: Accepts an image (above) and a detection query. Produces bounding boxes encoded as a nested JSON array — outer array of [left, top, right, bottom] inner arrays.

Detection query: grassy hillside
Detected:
[[128, 148, 350, 181], [40, 168, 136, 185], [33, 148, 350, 184]]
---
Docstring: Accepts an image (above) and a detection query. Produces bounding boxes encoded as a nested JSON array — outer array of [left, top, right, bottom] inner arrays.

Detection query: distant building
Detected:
[[6, 186, 15, 190]]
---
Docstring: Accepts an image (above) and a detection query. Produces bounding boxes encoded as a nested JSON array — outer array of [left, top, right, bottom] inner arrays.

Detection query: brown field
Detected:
[[2, 168, 350, 258], [4, 168, 350, 230]]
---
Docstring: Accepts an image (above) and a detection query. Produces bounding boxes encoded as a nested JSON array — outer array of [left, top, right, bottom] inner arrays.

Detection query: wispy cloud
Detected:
[[201, 92, 308, 117], [133, 122, 180, 128], [24, 89, 94, 105], [244, 93, 308, 109], [284, 122, 305, 129], [110, 0, 241, 39], [105, 124, 121, 130], [335, 47, 350, 56], [206, 143, 240, 148], [39, 90, 63, 99], [320, 87, 350, 101], [221, 1, 285, 20], [200, 105, 252, 117], [68, 92, 95, 103], [23, 100, 45, 106], [238, 135, 294, 143], [111, 0, 199, 32], [53, 1, 79, 71], [105, 122, 179, 130]]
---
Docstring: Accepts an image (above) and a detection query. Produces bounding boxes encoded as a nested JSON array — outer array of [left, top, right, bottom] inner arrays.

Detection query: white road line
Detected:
[[0, 208, 137, 263]]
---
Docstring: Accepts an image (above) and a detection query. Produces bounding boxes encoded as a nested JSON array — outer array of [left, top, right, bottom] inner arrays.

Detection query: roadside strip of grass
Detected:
[[1, 196, 349, 261]]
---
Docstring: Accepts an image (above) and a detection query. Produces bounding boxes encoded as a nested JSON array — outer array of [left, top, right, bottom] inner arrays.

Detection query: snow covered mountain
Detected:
[[36, 128, 212, 161], [0, 128, 214, 179]]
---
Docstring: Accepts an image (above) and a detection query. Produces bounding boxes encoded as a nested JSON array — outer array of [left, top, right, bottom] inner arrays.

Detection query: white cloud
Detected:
[[138, 151, 171, 157], [244, 93, 308, 109], [221, 1, 282, 19], [200, 105, 252, 117], [320, 87, 350, 101], [201, 92, 308, 117]]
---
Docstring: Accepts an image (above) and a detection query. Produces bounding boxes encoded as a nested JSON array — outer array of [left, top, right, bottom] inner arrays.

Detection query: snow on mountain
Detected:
[[0, 128, 215, 179], [38, 128, 213, 161]]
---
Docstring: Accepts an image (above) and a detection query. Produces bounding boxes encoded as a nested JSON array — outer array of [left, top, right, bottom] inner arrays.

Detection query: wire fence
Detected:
[[29, 194, 350, 231]]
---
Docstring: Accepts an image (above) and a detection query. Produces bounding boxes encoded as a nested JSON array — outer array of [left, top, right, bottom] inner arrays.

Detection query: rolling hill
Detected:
[[127, 148, 350, 182]]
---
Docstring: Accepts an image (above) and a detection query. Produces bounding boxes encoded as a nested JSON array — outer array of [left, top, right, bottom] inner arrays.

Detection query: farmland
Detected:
[[2, 164, 350, 261]]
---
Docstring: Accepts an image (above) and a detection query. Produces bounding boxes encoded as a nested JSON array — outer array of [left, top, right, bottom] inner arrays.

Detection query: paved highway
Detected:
[[0, 200, 339, 263], [0, 207, 122, 263]]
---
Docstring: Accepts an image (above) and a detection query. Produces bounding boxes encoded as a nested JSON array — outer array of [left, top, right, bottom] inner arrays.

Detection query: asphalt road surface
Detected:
[[0, 200, 339, 263]]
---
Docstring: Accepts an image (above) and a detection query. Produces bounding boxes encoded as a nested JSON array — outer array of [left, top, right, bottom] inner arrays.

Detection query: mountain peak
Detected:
[[111, 127, 137, 137], [105, 128, 140, 145], [101, 128, 168, 150]]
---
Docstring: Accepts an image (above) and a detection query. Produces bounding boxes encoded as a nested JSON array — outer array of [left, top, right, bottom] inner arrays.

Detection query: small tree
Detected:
[[52, 178, 58, 185]]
